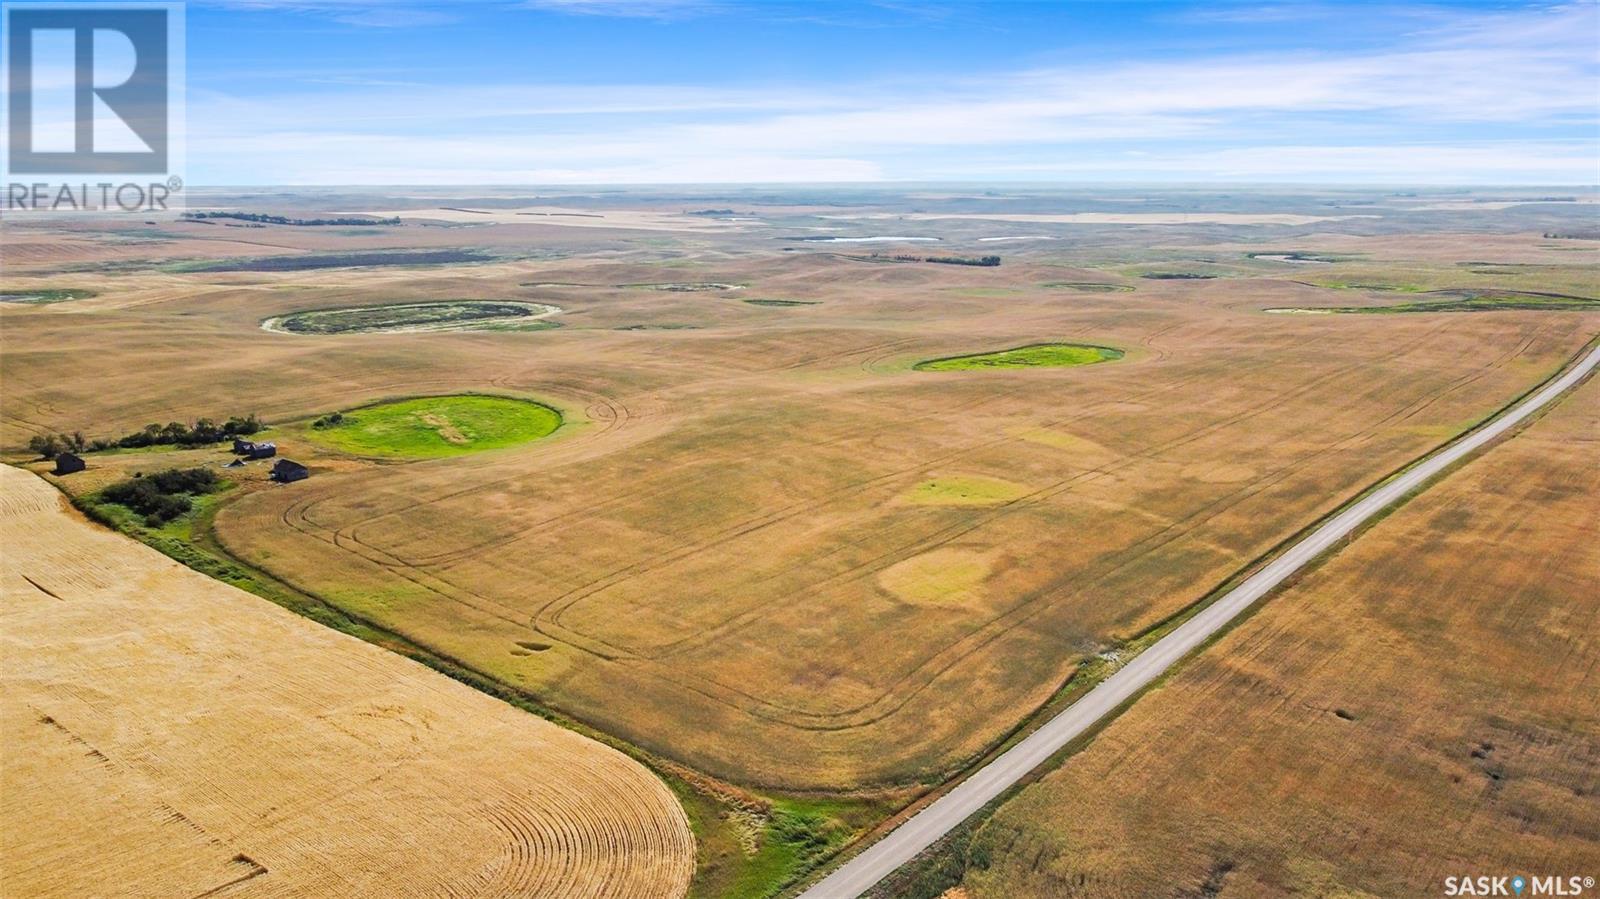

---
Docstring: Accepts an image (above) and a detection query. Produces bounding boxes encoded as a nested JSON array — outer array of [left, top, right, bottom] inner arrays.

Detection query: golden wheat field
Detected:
[[957, 362, 1600, 898], [0, 463, 693, 898], [3, 203, 1598, 796]]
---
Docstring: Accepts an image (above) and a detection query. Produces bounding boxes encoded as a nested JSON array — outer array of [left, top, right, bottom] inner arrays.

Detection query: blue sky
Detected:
[[178, 0, 1598, 184]]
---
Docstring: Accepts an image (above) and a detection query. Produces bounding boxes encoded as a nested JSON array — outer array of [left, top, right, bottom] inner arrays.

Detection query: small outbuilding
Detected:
[[271, 459, 309, 483], [233, 438, 277, 459], [53, 452, 86, 475]]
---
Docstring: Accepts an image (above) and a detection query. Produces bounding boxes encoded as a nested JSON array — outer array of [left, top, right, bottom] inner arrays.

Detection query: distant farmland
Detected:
[[193, 249, 493, 272]]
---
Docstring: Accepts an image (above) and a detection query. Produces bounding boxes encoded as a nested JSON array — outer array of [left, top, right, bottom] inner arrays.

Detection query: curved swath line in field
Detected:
[[593, 323, 1469, 720], [308, 383, 652, 553], [640, 323, 1566, 730], [526, 369, 1253, 652], [259, 489, 558, 647], [505, 340, 1214, 606], [310, 382, 640, 529], [2, 467, 694, 899], [252, 318, 1440, 716], [462, 762, 695, 898], [352, 337, 978, 570], [536, 373, 1284, 666], [530, 336, 1330, 659], [333, 396, 677, 574], [1139, 321, 1182, 362], [772, 335, 925, 373]]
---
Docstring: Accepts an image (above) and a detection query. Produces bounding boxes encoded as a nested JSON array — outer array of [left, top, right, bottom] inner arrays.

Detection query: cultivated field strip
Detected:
[[8, 226, 1597, 791], [800, 338, 1600, 899], [0, 466, 693, 898], [216, 306, 1592, 786], [957, 345, 1600, 899]]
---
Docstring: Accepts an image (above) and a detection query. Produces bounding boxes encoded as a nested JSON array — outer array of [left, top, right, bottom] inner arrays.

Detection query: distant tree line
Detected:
[[869, 253, 1002, 267], [100, 467, 220, 526], [1542, 231, 1600, 240], [183, 212, 401, 227], [27, 414, 262, 458]]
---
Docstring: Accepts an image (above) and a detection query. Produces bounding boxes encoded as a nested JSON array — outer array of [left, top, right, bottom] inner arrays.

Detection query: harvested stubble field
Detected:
[[3, 189, 1598, 895], [5, 203, 1595, 798], [0, 464, 693, 898], [954, 349, 1600, 899]]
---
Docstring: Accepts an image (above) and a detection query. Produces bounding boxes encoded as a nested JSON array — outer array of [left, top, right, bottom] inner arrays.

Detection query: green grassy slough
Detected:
[[1, 288, 96, 304], [268, 301, 557, 334], [915, 343, 1124, 371], [1270, 290, 1600, 315], [299, 394, 561, 458]]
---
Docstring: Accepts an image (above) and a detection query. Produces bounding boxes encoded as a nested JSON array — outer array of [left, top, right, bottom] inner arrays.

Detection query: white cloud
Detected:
[[201, 0, 458, 27], [186, 1, 1600, 183]]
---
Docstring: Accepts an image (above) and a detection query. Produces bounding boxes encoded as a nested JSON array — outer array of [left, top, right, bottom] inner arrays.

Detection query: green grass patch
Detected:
[[940, 287, 1024, 298], [1269, 290, 1600, 315], [298, 395, 561, 458], [1246, 251, 1341, 264], [904, 475, 1029, 506], [0, 288, 96, 304], [1312, 280, 1426, 292], [621, 282, 742, 291], [687, 790, 893, 899], [175, 249, 493, 273], [915, 342, 1123, 372], [1041, 281, 1133, 292], [265, 300, 559, 335], [744, 298, 820, 307]]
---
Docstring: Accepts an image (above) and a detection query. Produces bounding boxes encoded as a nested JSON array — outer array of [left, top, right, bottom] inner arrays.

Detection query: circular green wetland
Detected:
[[262, 301, 561, 335], [915, 342, 1124, 371], [300, 395, 562, 458]]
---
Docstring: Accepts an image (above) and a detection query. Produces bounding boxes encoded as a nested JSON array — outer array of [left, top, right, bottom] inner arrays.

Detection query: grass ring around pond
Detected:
[[914, 342, 1125, 371], [262, 301, 562, 335], [298, 395, 562, 458], [1, 288, 97, 305]]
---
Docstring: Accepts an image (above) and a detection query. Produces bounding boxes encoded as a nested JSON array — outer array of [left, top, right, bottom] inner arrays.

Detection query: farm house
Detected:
[[271, 459, 309, 483]]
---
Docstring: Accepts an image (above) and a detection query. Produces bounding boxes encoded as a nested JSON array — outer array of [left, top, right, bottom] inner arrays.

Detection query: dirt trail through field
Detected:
[[0, 465, 693, 898]]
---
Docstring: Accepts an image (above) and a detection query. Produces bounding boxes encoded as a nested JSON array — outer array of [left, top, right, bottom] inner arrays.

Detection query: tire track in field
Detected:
[[295, 333, 922, 555], [525, 362, 1231, 654], [324, 335, 941, 568], [572, 318, 1510, 723], [648, 319, 1549, 730], [533, 325, 1403, 660]]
